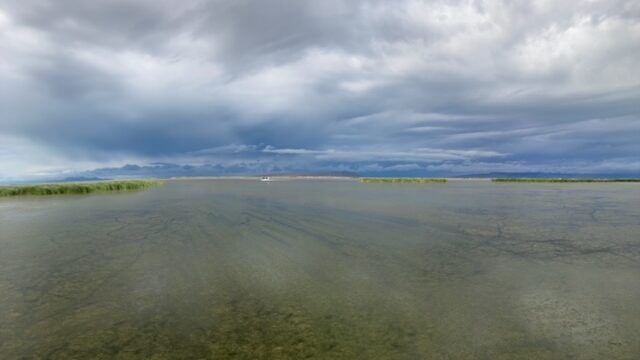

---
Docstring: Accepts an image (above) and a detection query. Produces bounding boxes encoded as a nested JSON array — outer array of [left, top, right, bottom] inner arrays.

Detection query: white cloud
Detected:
[[0, 0, 638, 178], [0, 134, 140, 182], [262, 146, 504, 162]]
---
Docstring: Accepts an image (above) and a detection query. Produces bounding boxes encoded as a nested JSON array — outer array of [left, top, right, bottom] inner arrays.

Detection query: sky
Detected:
[[0, 0, 639, 181]]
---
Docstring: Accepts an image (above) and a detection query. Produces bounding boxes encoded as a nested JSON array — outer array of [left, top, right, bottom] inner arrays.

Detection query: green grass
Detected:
[[360, 178, 447, 184], [492, 178, 640, 183], [0, 180, 163, 197]]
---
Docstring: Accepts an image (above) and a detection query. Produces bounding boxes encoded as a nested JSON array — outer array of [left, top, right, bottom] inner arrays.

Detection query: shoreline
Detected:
[[167, 176, 360, 181], [109, 176, 640, 183]]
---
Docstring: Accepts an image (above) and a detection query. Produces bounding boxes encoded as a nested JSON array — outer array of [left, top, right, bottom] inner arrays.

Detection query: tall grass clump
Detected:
[[360, 178, 447, 184], [492, 178, 640, 183], [0, 180, 163, 197]]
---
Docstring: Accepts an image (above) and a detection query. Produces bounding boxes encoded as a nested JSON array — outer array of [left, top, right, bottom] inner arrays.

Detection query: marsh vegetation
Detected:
[[0, 180, 163, 197]]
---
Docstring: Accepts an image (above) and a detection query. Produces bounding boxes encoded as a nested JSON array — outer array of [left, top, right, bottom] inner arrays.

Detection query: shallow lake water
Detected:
[[1, 179, 639, 359]]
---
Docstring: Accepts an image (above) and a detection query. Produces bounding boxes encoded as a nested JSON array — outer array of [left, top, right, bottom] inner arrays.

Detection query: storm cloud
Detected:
[[1, 0, 639, 180]]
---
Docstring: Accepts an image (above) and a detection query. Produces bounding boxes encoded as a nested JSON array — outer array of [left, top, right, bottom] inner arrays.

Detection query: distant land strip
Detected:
[[0, 180, 163, 197], [360, 178, 448, 184], [492, 178, 640, 183]]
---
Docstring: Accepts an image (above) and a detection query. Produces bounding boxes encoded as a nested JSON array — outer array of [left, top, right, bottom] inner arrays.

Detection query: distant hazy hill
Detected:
[[456, 172, 640, 179], [59, 163, 361, 180], [60, 176, 109, 182], [261, 171, 359, 178]]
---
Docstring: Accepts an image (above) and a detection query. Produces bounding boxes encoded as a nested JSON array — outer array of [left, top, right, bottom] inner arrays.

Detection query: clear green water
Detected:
[[1, 180, 639, 359]]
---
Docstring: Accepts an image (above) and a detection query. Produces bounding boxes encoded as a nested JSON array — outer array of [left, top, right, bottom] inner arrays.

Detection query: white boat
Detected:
[[260, 176, 271, 182]]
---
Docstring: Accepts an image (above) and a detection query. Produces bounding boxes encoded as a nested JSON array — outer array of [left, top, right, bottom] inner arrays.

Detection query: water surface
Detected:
[[1, 180, 639, 359]]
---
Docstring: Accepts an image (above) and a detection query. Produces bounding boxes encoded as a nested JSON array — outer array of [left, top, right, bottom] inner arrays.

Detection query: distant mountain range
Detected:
[[61, 163, 361, 180], [60, 176, 110, 182], [54, 169, 640, 182], [455, 172, 640, 179], [5, 167, 638, 186], [260, 171, 359, 178]]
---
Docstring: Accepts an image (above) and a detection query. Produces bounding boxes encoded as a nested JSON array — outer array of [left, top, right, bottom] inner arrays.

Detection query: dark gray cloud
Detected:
[[0, 0, 639, 181]]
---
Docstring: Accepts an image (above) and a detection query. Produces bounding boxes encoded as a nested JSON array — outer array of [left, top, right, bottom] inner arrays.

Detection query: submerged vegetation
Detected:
[[492, 178, 640, 183], [360, 178, 447, 184], [0, 180, 163, 197]]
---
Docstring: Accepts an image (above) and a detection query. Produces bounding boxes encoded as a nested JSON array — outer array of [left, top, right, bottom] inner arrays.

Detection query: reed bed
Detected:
[[360, 178, 447, 184], [0, 180, 163, 197]]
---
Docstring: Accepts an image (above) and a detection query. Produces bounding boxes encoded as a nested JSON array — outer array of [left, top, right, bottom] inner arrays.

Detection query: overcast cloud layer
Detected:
[[1, 0, 639, 181]]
